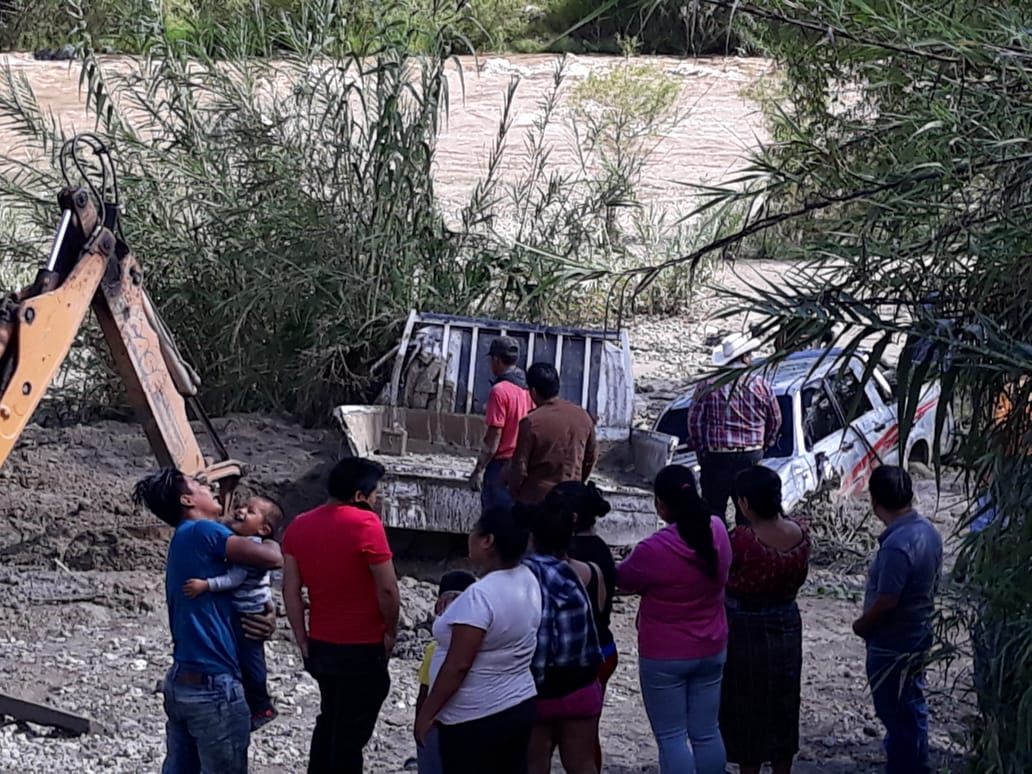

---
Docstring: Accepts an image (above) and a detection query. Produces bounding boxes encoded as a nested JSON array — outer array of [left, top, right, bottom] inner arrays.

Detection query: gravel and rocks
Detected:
[[0, 567, 970, 773]]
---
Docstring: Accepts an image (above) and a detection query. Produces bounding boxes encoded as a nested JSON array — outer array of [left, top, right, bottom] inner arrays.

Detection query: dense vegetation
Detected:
[[0, 1, 715, 423], [612, 1, 1030, 770], [0, 0, 744, 55]]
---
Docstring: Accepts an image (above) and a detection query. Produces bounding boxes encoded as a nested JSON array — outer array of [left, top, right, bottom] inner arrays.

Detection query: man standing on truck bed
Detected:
[[469, 336, 533, 510], [509, 362, 597, 503], [687, 334, 781, 525]]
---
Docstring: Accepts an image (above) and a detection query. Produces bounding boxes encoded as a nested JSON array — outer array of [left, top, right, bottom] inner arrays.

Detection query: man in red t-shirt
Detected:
[[469, 335, 533, 511], [282, 457, 400, 774]]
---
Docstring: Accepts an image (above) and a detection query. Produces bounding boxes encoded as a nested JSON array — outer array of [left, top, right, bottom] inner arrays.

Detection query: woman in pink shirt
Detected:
[[616, 465, 732, 774]]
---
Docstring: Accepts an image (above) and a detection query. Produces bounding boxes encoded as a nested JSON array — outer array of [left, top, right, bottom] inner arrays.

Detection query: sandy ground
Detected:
[[0, 54, 976, 772], [0, 562, 973, 774]]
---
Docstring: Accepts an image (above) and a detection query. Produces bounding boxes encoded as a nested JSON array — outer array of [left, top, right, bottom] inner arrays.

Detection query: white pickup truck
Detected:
[[654, 348, 955, 511]]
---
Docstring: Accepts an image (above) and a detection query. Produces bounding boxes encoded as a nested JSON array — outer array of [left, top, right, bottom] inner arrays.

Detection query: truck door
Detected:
[[850, 358, 900, 468], [802, 368, 884, 496]]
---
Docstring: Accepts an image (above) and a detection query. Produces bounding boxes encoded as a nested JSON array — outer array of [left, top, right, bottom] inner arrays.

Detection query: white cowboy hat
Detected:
[[712, 333, 762, 366]]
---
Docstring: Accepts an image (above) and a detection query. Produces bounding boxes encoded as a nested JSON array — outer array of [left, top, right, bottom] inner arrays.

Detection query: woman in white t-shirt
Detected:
[[414, 505, 543, 774]]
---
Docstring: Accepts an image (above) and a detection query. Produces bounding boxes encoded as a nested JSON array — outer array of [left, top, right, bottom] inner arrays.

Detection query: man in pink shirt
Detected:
[[469, 336, 533, 510]]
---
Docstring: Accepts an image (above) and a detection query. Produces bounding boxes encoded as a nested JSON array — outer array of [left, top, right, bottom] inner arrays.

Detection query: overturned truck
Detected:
[[334, 312, 676, 547]]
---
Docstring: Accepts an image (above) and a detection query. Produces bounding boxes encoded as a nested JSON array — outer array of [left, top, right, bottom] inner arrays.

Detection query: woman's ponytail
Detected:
[[654, 465, 718, 579]]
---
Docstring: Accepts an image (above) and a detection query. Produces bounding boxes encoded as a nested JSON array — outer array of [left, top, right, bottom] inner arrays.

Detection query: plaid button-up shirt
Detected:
[[522, 553, 601, 689], [686, 373, 782, 452]]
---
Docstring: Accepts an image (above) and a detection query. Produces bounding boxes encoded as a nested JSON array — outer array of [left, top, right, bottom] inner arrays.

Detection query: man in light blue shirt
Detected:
[[853, 465, 942, 774]]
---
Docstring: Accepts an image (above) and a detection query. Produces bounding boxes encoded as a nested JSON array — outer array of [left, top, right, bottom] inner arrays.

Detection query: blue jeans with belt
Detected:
[[162, 665, 250, 774]]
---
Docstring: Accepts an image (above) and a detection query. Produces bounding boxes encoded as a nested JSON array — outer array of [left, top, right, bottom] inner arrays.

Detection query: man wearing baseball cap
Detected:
[[469, 336, 533, 510]]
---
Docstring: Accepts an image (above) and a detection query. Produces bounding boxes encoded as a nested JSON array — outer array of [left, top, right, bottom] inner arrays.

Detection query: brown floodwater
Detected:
[[0, 52, 771, 214]]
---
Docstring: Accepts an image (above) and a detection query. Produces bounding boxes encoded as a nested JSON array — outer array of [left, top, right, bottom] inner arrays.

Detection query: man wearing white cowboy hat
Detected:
[[686, 333, 782, 525]]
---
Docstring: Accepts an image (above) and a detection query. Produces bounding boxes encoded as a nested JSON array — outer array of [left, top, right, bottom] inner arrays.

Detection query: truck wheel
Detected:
[[908, 441, 933, 479]]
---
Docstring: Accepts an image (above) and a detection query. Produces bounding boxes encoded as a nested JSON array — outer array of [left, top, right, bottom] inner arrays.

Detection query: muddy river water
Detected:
[[0, 53, 771, 213]]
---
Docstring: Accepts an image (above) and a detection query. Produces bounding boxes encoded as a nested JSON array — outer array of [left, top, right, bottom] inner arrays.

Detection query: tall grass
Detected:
[[0, 0, 748, 55], [0, 0, 722, 423]]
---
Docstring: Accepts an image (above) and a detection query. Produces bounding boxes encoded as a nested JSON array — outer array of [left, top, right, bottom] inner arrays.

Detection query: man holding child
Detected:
[[134, 469, 282, 774]]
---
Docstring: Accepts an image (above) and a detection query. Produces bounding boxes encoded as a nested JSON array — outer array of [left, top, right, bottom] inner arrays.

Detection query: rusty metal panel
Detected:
[[384, 312, 634, 441]]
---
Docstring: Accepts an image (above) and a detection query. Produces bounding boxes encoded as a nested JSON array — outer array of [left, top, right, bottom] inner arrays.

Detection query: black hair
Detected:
[[327, 457, 386, 503], [518, 500, 576, 558], [869, 465, 914, 510], [654, 465, 719, 579], [496, 352, 518, 367], [438, 570, 477, 596], [527, 362, 561, 400], [545, 481, 611, 533], [475, 506, 530, 564], [133, 467, 191, 527], [253, 495, 286, 537], [733, 466, 783, 521]]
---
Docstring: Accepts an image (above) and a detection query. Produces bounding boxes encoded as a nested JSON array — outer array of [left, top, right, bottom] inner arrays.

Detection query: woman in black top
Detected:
[[546, 481, 616, 772]]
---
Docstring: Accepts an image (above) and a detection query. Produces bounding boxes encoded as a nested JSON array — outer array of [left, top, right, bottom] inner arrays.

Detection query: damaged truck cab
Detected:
[[334, 311, 676, 547]]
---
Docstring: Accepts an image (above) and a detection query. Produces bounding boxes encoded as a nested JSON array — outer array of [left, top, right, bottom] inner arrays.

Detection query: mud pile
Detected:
[[0, 416, 337, 571]]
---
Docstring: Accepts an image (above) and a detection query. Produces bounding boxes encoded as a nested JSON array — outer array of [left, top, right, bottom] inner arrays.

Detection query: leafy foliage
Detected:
[[0, 0, 746, 55], [547, 0, 747, 54], [570, 56, 680, 226], [614, 0, 1032, 769], [0, 1, 721, 423]]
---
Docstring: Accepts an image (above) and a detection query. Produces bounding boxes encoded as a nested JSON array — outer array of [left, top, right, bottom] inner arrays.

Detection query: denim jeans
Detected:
[[866, 647, 931, 774], [639, 652, 727, 774], [480, 458, 514, 511], [699, 450, 763, 526], [416, 726, 443, 774], [235, 616, 272, 716], [162, 666, 250, 774], [304, 640, 391, 774]]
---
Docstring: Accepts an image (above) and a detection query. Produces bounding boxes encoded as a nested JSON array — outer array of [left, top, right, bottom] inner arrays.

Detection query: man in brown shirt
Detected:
[[508, 362, 597, 503]]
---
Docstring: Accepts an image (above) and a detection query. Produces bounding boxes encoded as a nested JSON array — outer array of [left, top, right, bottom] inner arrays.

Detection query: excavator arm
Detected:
[[0, 134, 243, 510]]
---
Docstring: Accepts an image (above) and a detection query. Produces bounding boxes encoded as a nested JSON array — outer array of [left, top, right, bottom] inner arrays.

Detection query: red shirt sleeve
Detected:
[[484, 384, 507, 429], [361, 514, 392, 566]]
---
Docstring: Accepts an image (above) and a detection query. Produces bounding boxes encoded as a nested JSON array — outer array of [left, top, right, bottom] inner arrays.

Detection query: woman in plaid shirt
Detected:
[[520, 499, 605, 774]]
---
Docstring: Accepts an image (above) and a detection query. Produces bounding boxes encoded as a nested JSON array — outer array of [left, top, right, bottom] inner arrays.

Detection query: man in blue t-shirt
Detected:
[[135, 468, 282, 774], [853, 465, 943, 774]]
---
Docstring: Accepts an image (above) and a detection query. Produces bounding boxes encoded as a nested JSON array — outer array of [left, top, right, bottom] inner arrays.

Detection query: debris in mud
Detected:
[[32, 46, 76, 62]]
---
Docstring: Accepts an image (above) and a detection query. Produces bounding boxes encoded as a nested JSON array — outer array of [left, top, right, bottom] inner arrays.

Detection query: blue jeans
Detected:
[[866, 647, 931, 774], [481, 458, 514, 511], [639, 652, 727, 774], [235, 615, 272, 715], [416, 726, 442, 774], [162, 666, 250, 774]]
